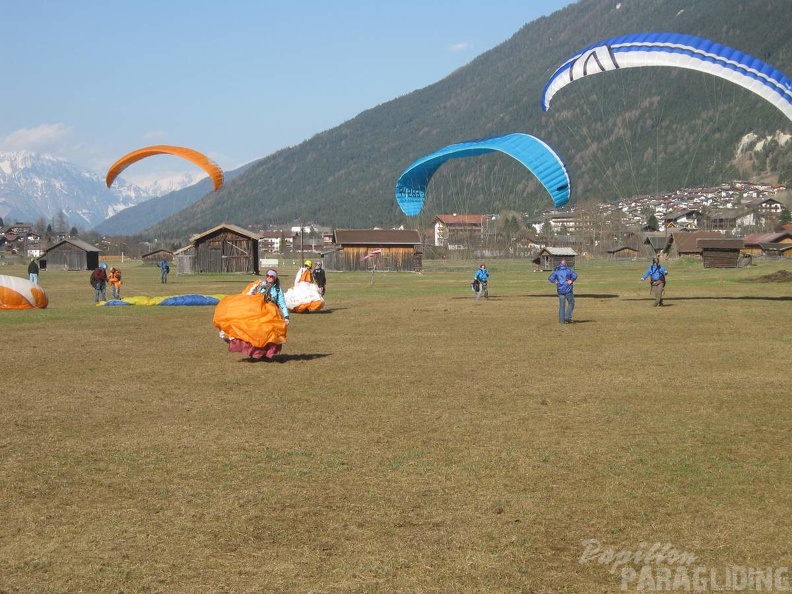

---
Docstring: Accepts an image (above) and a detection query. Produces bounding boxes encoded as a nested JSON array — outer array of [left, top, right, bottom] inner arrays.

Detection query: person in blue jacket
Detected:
[[548, 258, 577, 324], [641, 257, 668, 306], [473, 263, 490, 300]]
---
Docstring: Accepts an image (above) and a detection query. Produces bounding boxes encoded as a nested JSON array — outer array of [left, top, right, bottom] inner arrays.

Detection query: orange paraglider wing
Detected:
[[105, 145, 224, 191], [0, 275, 48, 309], [213, 293, 287, 347]]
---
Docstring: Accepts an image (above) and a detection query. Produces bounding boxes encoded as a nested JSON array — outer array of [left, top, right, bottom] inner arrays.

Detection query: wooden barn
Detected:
[[698, 239, 745, 268], [41, 238, 101, 271], [757, 243, 792, 259], [191, 224, 261, 274], [643, 233, 668, 258], [666, 231, 722, 259], [173, 245, 196, 275], [536, 247, 577, 271], [606, 245, 639, 259], [325, 229, 422, 272], [742, 232, 792, 257], [141, 249, 174, 266]]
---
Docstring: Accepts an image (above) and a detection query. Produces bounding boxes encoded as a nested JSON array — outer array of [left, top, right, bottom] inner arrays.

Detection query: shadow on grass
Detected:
[[622, 296, 792, 302], [451, 293, 619, 300], [240, 353, 332, 363], [522, 293, 621, 299], [297, 307, 346, 314]]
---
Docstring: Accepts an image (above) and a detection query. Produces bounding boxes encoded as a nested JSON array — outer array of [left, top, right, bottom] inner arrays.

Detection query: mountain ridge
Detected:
[[0, 151, 154, 229], [144, 0, 792, 242]]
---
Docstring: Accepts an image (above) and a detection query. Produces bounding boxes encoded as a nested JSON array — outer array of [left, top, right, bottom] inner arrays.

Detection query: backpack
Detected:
[[652, 264, 666, 286], [471, 279, 480, 293], [165, 264, 170, 273], [89, 270, 96, 286]]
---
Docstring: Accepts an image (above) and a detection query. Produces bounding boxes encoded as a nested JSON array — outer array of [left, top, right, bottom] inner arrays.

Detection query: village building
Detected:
[[606, 245, 640, 259], [707, 208, 756, 234], [663, 209, 705, 231], [742, 231, 792, 258], [41, 237, 101, 271], [664, 231, 723, 259], [533, 247, 577, 271], [187, 223, 261, 274], [141, 249, 174, 266], [431, 214, 489, 249], [325, 229, 422, 272], [258, 230, 298, 254], [698, 239, 746, 268]]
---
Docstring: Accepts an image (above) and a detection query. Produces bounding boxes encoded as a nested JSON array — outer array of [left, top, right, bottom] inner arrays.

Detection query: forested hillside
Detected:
[[147, 0, 792, 242]]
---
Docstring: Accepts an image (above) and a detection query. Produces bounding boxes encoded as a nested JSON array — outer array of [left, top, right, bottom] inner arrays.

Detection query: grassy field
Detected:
[[1, 257, 790, 593]]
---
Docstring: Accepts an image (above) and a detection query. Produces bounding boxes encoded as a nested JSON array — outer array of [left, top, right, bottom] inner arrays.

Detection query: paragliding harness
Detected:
[[261, 281, 285, 318], [471, 279, 480, 293], [90, 268, 107, 289], [649, 264, 666, 287]]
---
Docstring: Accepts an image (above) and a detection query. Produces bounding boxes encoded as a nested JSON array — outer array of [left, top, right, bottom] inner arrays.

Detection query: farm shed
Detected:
[[536, 247, 576, 271], [173, 245, 196, 275], [643, 233, 668, 258], [191, 223, 261, 274], [326, 229, 422, 272], [757, 243, 792, 259], [742, 232, 792, 256], [698, 239, 745, 268], [606, 245, 639, 259], [42, 238, 101, 271], [141, 249, 174, 266], [666, 232, 722, 259]]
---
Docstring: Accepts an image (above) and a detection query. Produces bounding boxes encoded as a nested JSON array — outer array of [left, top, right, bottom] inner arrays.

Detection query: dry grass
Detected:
[[1, 257, 790, 593]]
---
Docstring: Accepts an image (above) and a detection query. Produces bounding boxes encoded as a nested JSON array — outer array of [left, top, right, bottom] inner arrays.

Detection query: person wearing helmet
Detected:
[[90, 264, 108, 302], [473, 263, 489, 301], [296, 259, 314, 285]]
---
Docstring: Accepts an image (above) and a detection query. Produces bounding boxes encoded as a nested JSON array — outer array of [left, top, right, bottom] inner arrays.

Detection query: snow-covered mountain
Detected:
[[126, 170, 208, 198], [0, 151, 176, 230]]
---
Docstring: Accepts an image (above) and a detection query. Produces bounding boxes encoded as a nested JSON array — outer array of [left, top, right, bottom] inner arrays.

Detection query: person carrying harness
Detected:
[[641, 258, 668, 307]]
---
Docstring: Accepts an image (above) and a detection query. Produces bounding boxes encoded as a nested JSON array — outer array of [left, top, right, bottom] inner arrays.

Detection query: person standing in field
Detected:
[[91, 264, 108, 303], [108, 266, 122, 300], [159, 258, 170, 283], [548, 258, 577, 324], [313, 261, 327, 296], [641, 257, 668, 306], [27, 258, 39, 284]]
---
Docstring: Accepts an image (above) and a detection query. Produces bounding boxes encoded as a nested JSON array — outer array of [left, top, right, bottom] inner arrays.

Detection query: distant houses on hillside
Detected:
[[3, 180, 789, 269]]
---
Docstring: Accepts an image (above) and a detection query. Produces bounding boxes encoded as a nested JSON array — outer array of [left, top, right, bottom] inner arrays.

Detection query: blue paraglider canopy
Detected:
[[542, 32, 792, 122], [395, 132, 571, 217]]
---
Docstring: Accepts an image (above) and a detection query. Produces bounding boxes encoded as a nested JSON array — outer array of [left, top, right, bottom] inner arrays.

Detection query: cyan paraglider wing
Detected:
[[395, 132, 571, 216]]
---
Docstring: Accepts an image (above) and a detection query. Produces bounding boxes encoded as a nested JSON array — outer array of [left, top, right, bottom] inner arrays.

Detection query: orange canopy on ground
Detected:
[[212, 293, 287, 347]]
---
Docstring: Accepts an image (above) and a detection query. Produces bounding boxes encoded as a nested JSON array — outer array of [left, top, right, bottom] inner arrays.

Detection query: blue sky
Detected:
[[1, 1, 574, 185]]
